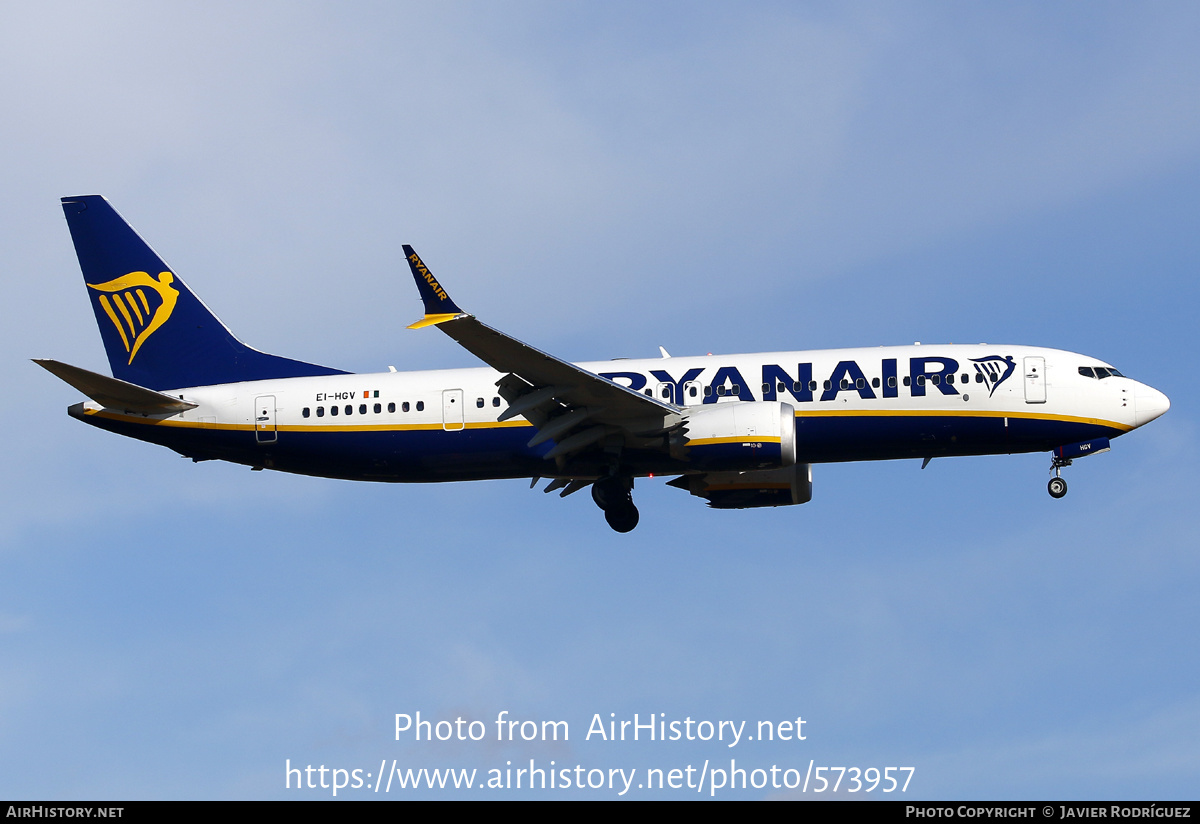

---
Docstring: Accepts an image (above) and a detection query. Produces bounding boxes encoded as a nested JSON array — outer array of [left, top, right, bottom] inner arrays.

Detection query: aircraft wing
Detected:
[[34, 358, 197, 414], [403, 246, 680, 461]]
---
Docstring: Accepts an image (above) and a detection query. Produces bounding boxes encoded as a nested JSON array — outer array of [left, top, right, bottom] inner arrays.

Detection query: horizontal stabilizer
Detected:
[[33, 359, 197, 414]]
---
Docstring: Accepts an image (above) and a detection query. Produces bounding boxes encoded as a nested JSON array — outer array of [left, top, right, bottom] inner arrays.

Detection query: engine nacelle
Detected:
[[671, 402, 796, 471], [671, 464, 814, 509]]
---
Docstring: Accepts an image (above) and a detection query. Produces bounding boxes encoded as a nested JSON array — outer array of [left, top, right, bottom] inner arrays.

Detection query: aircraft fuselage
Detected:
[[71, 344, 1165, 482]]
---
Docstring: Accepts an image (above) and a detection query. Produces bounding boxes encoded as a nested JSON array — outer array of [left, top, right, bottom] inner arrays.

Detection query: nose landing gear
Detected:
[[1048, 455, 1071, 499], [592, 476, 639, 533]]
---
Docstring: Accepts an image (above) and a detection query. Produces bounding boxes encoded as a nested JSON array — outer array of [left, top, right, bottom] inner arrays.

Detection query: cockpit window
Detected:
[[1080, 365, 1126, 379]]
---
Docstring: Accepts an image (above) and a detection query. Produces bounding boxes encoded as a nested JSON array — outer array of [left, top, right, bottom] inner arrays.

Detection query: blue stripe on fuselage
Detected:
[[793, 412, 1120, 463]]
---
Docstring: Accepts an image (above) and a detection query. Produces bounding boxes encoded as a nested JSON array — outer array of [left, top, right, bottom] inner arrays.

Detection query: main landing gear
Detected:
[[592, 476, 639, 533], [1048, 455, 1071, 499]]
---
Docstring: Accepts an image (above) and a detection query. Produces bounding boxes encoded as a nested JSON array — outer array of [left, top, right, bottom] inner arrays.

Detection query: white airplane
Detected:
[[37, 196, 1170, 532]]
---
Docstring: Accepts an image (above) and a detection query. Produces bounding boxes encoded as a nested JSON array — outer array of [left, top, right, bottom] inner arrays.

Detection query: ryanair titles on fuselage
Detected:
[[593, 351, 1019, 405]]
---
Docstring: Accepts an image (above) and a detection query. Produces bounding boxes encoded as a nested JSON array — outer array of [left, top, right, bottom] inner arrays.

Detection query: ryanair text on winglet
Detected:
[[409, 252, 450, 302]]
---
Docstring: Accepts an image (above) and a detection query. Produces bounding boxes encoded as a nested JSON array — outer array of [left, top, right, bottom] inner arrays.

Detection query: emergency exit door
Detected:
[[442, 389, 465, 431]]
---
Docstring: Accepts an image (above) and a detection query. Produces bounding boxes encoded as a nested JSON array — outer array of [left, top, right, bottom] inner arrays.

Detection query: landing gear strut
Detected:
[[592, 476, 639, 533], [1048, 456, 1071, 499]]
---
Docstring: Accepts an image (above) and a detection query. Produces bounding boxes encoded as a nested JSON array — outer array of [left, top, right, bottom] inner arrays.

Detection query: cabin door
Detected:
[[1023, 357, 1046, 404], [254, 395, 277, 443]]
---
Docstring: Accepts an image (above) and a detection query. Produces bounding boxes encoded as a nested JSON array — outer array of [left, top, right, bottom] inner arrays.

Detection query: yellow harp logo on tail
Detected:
[[87, 271, 180, 364]]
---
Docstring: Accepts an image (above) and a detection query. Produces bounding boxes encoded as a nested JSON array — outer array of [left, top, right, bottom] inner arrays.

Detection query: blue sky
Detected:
[[2, 2, 1198, 799]]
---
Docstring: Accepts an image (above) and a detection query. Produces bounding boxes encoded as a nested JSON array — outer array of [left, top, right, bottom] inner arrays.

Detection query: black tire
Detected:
[[592, 477, 631, 511], [604, 503, 639, 533], [1048, 477, 1067, 499]]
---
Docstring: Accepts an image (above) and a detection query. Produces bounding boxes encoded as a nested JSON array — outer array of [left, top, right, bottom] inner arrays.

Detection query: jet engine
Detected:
[[670, 401, 796, 471]]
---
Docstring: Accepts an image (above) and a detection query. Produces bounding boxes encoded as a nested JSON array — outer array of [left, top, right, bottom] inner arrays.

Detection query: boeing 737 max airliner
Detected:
[[36, 196, 1170, 532]]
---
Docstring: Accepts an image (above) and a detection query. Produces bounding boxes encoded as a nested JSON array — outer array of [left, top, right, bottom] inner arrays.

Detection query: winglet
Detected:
[[403, 245, 465, 329]]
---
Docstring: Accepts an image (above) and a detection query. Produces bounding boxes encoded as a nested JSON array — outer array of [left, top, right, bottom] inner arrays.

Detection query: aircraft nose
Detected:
[[1134, 384, 1170, 427]]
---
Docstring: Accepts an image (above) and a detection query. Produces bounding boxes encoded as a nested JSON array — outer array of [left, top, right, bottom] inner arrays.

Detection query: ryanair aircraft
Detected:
[[38, 196, 1170, 532]]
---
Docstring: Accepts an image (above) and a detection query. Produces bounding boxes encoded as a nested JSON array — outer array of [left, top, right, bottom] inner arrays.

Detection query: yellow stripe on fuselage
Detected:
[[792, 407, 1132, 432], [83, 406, 1129, 435], [82, 407, 534, 433]]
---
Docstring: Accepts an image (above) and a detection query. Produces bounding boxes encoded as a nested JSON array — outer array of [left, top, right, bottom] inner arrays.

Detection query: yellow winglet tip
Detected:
[[407, 313, 462, 330]]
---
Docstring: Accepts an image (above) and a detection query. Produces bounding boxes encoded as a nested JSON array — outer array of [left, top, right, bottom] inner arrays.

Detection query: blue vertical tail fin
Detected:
[[61, 196, 346, 390]]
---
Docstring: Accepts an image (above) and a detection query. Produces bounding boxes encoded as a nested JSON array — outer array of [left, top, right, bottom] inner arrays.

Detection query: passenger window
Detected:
[[402, 402, 410, 412], [644, 389, 652, 396], [840, 379, 849, 390], [374, 403, 381, 414], [917, 376, 926, 386], [855, 378, 865, 389], [416, 401, 425, 411], [689, 386, 698, 398], [975, 373, 983, 383], [809, 381, 817, 391], [872, 378, 880, 388], [359, 404, 367, 414], [887, 377, 896, 388], [330, 406, 338, 416], [931, 375, 940, 386], [492, 397, 500, 407], [704, 386, 713, 397], [946, 374, 954, 385], [778, 382, 786, 392], [346, 405, 353, 415], [903, 376, 911, 387], [732, 385, 740, 395], [302, 407, 310, 418], [823, 380, 831, 391], [316, 406, 325, 417], [716, 385, 726, 396], [961, 374, 969, 384], [476, 398, 484, 408], [762, 383, 770, 394], [791, 382, 801, 392], [388, 402, 395, 413]]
